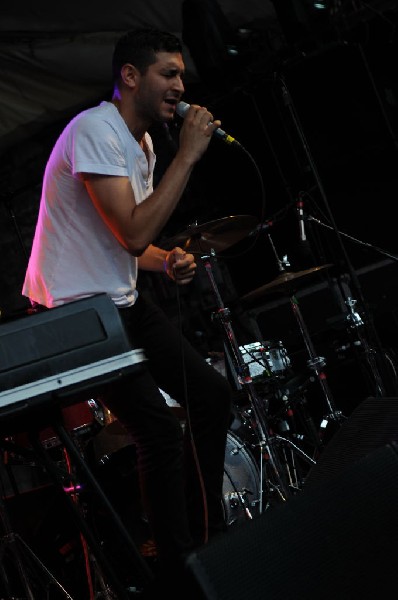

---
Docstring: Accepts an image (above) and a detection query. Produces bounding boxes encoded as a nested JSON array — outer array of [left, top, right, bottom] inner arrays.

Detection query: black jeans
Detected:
[[99, 294, 233, 571]]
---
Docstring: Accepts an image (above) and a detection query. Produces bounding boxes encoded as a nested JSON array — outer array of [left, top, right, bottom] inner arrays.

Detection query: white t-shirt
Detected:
[[22, 101, 156, 308]]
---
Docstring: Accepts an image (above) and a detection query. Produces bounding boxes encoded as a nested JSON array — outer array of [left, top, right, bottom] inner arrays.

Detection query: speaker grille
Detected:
[[185, 443, 398, 599], [304, 396, 398, 487]]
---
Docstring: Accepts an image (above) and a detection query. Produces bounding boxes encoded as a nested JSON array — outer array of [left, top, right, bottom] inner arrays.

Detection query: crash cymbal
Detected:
[[163, 215, 259, 254], [241, 264, 333, 305]]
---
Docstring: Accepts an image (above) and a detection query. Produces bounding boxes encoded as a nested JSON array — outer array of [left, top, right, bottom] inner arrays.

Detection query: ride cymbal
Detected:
[[163, 215, 259, 254], [241, 264, 333, 306]]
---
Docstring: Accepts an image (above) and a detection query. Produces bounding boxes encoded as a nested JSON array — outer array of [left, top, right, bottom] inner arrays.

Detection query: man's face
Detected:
[[135, 52, 185, 123]]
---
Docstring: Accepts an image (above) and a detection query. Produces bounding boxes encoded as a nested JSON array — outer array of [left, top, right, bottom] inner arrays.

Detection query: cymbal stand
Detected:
[[289, 293, 345, 433], [0, 447, 74, 599], [266, 232, 345, 432], [201, 249, 315, 507]]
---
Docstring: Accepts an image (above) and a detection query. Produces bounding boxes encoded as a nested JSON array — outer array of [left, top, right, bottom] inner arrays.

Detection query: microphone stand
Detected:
[[306, 214, 398, 264], [277, 72, 398, 398]]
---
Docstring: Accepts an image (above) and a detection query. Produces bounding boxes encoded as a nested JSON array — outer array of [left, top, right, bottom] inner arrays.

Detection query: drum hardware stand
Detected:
[[25, 407, 154, 599], [267, 232, 345, 439], [0, 446, 75, 599], [343, 296, 386, 397], [343, 295, 398, 397], [201, 249, 315, 507], [278, 71, 398, 398], [272, 378, 324, 455], [272, 434, 316, 491], [85, 551, 119, 600], [61, 445, 120, 600], [240, 301, 322, 451], [307, 213, 398, 397], [223, 472, 257, 524], [289, 293, 346, 436]]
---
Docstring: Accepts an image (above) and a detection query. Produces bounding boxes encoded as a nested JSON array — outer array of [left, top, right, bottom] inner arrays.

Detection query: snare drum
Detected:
[[239, 340, 291, 380]]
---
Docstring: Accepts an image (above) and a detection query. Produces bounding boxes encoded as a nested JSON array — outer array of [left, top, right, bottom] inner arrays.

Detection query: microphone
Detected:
[[296, 198, 306, 242], [176, 101, 240, 147]]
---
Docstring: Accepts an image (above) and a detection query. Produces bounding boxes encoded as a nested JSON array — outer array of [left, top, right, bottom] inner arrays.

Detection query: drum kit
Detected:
[[0, 214, 347, 595], [163, 214, 347, 524]]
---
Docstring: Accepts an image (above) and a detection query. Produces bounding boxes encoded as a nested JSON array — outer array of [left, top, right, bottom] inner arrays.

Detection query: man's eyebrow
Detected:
[[163, 66, 185, 77]]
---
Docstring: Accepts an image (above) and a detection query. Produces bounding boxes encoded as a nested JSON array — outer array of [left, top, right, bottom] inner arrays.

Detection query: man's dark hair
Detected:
[[112, 28, 183, 82]]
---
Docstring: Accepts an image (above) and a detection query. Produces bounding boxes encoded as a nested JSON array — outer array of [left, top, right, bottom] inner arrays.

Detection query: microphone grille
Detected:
[[176, 101, 190, 118]]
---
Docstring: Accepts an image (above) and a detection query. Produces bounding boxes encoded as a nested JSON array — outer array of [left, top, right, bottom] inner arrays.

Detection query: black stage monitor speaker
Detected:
[[185, 442, 398, 599], [304, 396, 398, 488]]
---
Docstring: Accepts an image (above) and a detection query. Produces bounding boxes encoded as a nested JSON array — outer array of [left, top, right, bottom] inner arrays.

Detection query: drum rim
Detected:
[[223, 430, 261, 526]]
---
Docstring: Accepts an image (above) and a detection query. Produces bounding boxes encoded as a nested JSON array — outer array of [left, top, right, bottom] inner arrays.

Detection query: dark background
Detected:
[[1, 3, 398, 595], [1, 1, 398, 414]]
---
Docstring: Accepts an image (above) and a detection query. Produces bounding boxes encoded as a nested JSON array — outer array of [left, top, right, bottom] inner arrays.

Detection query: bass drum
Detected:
[[223, 431, 261, 527]]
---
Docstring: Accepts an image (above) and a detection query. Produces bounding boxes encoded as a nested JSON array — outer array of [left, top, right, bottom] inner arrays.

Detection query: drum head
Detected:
[[223, 431, 261, 527]]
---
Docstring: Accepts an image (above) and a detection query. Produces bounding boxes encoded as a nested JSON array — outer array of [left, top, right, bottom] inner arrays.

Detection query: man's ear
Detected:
[[120, 63, 139, 88]]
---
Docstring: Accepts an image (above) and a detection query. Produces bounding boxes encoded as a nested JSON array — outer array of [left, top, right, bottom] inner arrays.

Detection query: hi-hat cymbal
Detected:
[[163, 215, 259, 254], [241, 264, 333, 305]]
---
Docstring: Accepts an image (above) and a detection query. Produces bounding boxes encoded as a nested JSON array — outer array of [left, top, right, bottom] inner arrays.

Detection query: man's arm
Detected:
[[82, 105, 220, 256], [138, 244, 196, 285]]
